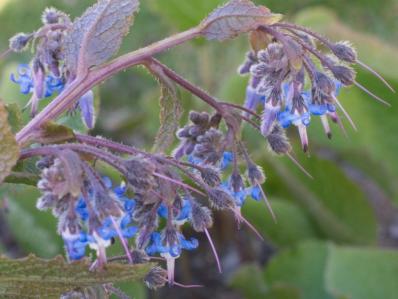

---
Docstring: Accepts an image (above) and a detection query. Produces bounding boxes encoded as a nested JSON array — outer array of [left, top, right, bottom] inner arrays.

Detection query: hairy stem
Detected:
[[16, 27, 201, 145]]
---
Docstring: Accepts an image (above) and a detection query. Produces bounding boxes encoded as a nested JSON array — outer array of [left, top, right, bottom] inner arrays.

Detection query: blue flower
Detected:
[[66, 179, 137, 260], [157, 200, 192, 224], [75, 197, 89, 221], [146, 232, 198, 258], [62, 231, 89, 261], [44, 75, 64, 97], [221, 151, 234, 170], [10, 64, 33, 94], [250, 185, 262, 201], [244, 85, 266, 112], [10, 64, 64, 98], [221, 181, 248, 207]]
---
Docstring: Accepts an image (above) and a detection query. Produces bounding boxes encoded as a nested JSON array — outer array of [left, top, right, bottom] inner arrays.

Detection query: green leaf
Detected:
[[149, 64, 183, 153], [0, 254, 153, 298], [64, 0, 140, 75], [5, 103, 23, 133], [264, 153, 378, 245], [242, 198, 317, 247], [325, 246, 398, 299], [264, 241, 334, 299], [148, 0, 223, 30], [0, 99, 20, 184], [229, 263, 268, 299], [200, 0, 282, 41], [263, 284, 302, 299], [1, 185, 61, 257]]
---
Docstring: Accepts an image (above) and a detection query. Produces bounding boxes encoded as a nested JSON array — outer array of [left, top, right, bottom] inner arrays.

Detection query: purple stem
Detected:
[[204, 228, 222, 273], [110, 217, 133, 264], [16, 27, 201, 145]]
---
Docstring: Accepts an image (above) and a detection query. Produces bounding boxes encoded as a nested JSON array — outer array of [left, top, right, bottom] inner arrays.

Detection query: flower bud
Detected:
[[124, 158, 156, 194], [131, 249, 150, 264], [330, 65, 356, 86], [189, 111, 209, 126], [190, 203, 213, 232], [267, 124, 292, 155], [208, 188, 235, 210], [332, 41, 357, 63], [144, 267, 168, 290], [247, 163, 266, 185], [230, 171, 244, 193], [200, 167, 221, 187], [9, 33, 32, 52], [41, 7, 63, 24]]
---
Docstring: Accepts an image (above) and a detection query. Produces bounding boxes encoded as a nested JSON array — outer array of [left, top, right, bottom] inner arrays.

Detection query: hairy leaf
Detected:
[[0, 254, 153, 298], [0, 100, 20, 184], [150, 65, 183, 153], [64, 0, 140, 75], [200, 0, 282, 41]]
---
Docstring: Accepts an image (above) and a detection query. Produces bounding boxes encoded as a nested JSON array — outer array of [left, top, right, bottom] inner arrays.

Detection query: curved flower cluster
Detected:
[[238, 23, 391, 152]]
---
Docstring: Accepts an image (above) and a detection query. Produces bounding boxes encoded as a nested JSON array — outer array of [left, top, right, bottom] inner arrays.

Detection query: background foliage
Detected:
[[0, 0, 397, 298]]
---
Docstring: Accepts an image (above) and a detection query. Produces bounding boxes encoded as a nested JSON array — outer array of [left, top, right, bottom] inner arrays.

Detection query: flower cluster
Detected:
[[9, 8, 96, 128], [12, 2, 393, 296], [239, 24, 391, 152], [36, 157, 137, 263]]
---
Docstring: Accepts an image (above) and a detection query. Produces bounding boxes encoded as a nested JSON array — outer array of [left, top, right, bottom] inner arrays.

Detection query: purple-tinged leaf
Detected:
[[64, 0, 140, 76], [200, 0, 282, 41], [79, 90, 96, 129]]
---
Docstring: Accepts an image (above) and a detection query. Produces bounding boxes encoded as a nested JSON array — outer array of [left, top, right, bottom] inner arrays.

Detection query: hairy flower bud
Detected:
[[330, 65, 356, 86], [190, 203, 213, 232], [200, 167, 221, 187], [208, 188, 235, 210], [124, 158, 156, 194], [332, 41, 357, 63], [247, 164, 266, 185], [41, 7, 64, 24], [131, 249, 150, 264], [144, 267, 168, 290], [230, 171, 244, 193], [267, 124, 292, 155], [189, 111, 209, 126], [9, 33, 32, 52]]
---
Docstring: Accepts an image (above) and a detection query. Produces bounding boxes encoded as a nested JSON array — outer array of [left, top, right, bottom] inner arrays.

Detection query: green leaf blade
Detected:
[[0, 255, 153, 298], [0, 100, 20, 184]]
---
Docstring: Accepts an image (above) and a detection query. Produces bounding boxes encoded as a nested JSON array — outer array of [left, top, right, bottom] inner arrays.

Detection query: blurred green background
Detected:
[[0, 0, 398, 298]]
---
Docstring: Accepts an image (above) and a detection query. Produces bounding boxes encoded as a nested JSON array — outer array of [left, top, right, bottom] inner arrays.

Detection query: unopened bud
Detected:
[[189, 111, 209, 126], [9, 33, 32, 52], [230, 171, 244, 193], [247, 163, 266, 185], [208, 188, 235, 210], [267, 124, 292, 155], [331, 65, 356, 86], [332, 41, 357, 63], [144, 267, 168, 290], [190, 203, 213, 232], [200, 167, 221, 187], [41, 7, 63, 24]]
